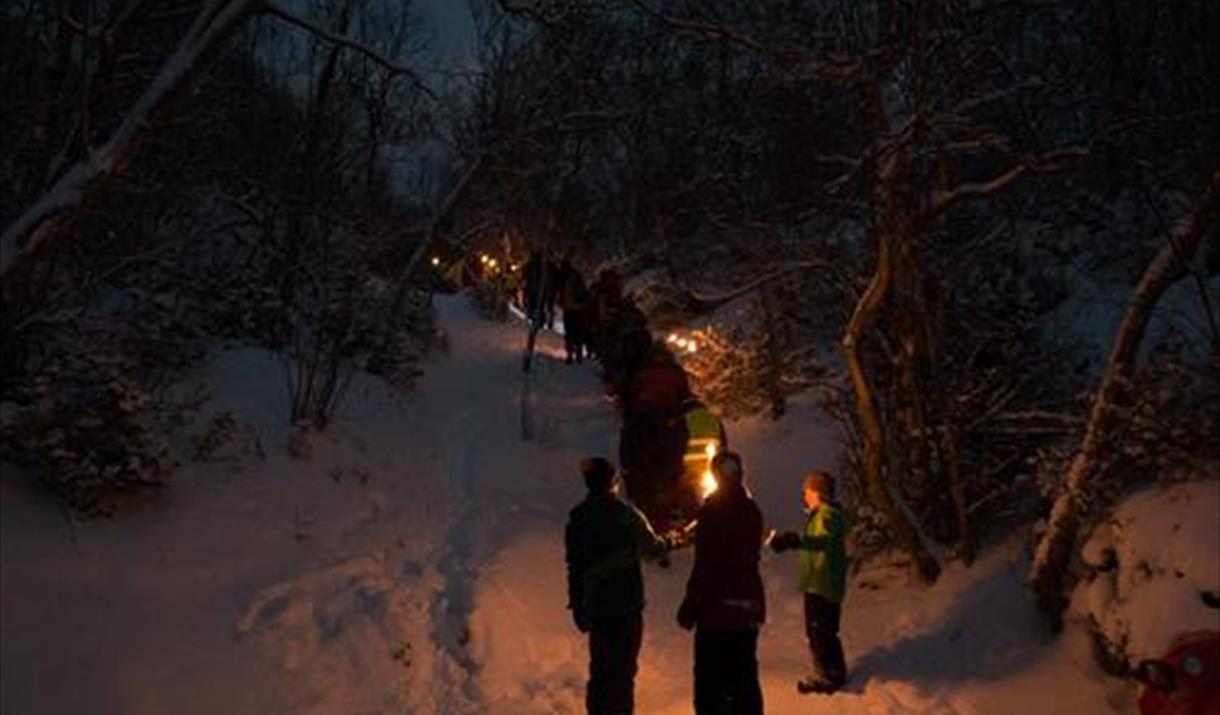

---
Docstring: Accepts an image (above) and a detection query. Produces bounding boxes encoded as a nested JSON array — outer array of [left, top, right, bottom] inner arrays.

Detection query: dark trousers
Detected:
[[804, 593, 847, 684], [587, 613, 644, 715], [693, 627, 763, 715]]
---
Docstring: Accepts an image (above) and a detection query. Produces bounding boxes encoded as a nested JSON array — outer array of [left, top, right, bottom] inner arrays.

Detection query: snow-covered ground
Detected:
[[2, 295, 1141, 714]]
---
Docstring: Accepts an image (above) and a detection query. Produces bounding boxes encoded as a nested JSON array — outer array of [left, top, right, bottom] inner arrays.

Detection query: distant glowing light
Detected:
[[430, 256, 441, 267], [676, 338, 688, 349], [488, 258, 498, 269], [667, 333, 678, 343], [686, 342, 698, 354]]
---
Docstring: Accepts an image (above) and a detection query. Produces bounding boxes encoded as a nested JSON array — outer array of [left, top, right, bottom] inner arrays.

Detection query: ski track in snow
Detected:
[[428, 408, 485, 708]]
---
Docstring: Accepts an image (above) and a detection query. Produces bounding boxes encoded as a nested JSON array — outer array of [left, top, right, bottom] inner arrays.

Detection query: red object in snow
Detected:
[[1138, 631, 1220, 715]]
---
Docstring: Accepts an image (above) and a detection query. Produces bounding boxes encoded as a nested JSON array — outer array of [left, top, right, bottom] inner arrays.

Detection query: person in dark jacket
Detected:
[[566, 457, 671, 715], [619, 342, 691, 530], [522, 250, 552, 326], [771, 470, 849, 694], [589, 267, 624, 360], [556, 258, 591, 364], [677, 451, 766, 715], [521, 249, 555, 372]]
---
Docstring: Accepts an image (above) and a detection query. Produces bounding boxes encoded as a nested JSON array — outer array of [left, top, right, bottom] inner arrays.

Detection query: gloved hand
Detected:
[[662, 531, 689, 551], [770, 531, 800, 553], [676, 598, 696, 631], [573, 609, 591, 633]]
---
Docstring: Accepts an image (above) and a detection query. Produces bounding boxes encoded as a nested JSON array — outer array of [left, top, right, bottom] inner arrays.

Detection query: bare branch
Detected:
[[685, 259, 832, 313], [260, 0, 435, 99], [930, 148, 1088, 214], [627, 0, 866, 82]]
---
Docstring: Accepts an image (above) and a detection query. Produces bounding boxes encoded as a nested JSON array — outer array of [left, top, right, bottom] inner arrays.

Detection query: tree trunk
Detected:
[[944, 421, 975, 565], [842, 229, 941, 583], [1030, 168, 1220, 629]]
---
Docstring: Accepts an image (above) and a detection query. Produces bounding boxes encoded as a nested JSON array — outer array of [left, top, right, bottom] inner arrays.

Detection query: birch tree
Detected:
[[0, 0, 431, 282], [1030, 167, 1220, 628]]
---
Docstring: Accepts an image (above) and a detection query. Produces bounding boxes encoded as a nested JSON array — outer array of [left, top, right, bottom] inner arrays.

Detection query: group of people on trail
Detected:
[[520, 251, 660, 378], [519, 250, 725, 532], [565, 454, 851, 715], [521, 249, 595, 369]]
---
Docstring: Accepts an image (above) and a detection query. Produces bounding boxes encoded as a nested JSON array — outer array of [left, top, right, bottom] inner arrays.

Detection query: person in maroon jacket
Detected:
[[676, 451, 766, 715]]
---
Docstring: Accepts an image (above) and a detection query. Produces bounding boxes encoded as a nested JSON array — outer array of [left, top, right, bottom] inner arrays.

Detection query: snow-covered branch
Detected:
[[260, 1, 434, 98], [0, 0, 259, 279]]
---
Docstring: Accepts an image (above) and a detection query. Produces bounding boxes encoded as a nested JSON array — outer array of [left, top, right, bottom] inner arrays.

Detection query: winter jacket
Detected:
[[565, 493, 668, 622], [795, 503, 848, 604], [557, 265, 589, 312], [522, 256, 552, 319], [680, 482, 766, 630], [627, 362, 690, 416], [619, 409, 687, 485]]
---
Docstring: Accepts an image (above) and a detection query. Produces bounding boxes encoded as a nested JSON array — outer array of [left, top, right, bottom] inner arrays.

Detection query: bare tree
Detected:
[[1030, 167, 1220, 628]]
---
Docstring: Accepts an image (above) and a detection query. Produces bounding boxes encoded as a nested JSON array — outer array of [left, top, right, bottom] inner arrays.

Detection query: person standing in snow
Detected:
[[543, 252, 561, 330], [618, 342, 691, 529], [521, 249, 553, 371], [770, 470, 849, 694], [556, 257, 590, 364], [677, 451, 766, 715], [565, 457, 671, 715]]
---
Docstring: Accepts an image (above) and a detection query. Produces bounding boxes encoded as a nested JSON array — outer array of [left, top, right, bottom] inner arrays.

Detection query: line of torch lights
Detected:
[[430, 254, 520, 274], [666, 332, 699, 355]]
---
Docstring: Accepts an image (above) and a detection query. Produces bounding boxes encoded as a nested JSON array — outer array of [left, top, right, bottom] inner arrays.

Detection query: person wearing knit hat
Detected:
[[771, 469, 850, 695], [565, 456, 672, 714]]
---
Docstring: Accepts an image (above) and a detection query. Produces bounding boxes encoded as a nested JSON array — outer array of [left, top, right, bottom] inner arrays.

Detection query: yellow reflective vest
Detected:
[[683, 405, 723, 465]]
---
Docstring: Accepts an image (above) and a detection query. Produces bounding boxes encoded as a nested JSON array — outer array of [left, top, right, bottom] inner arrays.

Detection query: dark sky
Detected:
[[417, 0, 476, 69]]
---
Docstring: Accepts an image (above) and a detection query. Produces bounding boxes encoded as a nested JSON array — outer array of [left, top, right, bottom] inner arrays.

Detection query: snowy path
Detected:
[[1, 295, 1133, 714]]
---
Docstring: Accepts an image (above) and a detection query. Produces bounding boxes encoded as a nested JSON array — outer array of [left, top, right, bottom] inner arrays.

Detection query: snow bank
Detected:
[[1073, 479, 1220, 663]]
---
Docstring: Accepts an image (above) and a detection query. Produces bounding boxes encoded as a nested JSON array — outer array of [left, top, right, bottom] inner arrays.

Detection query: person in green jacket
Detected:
[[770, 470, 849, 694], [566, 457, 672, 714]]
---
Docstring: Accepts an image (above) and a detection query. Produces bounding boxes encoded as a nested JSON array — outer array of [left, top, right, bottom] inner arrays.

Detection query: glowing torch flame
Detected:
[[700, 442, 718, 498]]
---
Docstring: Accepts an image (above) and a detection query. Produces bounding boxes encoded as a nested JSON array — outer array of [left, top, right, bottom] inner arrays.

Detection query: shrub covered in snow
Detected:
[[0, 347, 174, 517], [1071, 479, 1220, 674], [681, 325, 777, 418]]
